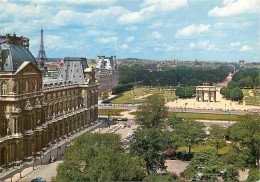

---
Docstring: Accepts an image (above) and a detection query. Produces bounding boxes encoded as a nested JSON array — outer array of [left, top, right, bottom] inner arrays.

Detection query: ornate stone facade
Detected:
[[0, 35, 98, 171], [95, 56, 119, 96]]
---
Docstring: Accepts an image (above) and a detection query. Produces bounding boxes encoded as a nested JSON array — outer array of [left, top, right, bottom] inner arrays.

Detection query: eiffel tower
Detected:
[[37, 29, 47, 67]]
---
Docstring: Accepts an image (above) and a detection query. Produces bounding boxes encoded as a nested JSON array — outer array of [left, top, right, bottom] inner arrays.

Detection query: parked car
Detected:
[[31, 177, 46, 182]]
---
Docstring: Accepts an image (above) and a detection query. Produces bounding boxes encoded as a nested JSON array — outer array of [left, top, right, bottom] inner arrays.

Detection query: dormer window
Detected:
[[0, 81, 8, 95]]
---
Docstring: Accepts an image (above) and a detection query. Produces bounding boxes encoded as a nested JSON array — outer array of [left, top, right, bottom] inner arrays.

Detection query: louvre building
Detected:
[[0, 34, 98, 170]]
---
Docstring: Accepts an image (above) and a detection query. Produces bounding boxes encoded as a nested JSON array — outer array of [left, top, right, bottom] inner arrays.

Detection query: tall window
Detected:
[[0, 81, 8, 95], [25, 80, 29, 93]]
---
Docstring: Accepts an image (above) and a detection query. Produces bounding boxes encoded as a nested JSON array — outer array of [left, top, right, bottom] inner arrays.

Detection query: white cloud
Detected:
[[142, 0, 188, 12], [86, 30, 114, 36], [230, 42, 240, 47], [208, 0, 260, 16], [222, 0, 235, 5], [150, 31, 162, 39], [175, 24, 210, 37], [214, 22, 254, 29], [118, 6, 156, 24], [23, 0, 117, 5], [96, 37, 118, 44], [149, 22, 163, 29], [189, 40, 217, 51], [167, 46, 179, 51], [124, 26, 138, 31], [118, 0, 187, 24], [54, 6, 127, 26], [122, 44, 128, 49], [240, 45, 253, 51], [126, 36, 135, 42], [0, 1, 53, 20]]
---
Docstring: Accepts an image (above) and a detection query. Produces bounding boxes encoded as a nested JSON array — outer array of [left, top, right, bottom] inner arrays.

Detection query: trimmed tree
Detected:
[[230, 87, 243, 101]]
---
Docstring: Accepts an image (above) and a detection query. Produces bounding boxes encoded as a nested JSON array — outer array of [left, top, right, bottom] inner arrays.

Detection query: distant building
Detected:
[[239, 60, 245, 67], [0, 34, 98, 170], [95, 56, 119, 96]]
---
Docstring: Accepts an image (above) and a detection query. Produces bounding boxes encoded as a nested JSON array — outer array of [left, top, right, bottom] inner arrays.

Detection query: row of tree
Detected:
[[112, 83, 134, 94], [119, 65, 229, 86], [175, 86, 196, 98], [232, 68, 260, 88], [220, 81, 244, 101]]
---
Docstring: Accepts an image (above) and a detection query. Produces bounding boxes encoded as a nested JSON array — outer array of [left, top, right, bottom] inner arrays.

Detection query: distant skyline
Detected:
[[0, 0, 259, 62]]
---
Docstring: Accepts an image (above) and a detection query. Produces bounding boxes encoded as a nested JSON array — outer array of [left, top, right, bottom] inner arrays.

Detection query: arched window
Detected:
[[25, 80, 29, 93], [0, 81, 8, 95], [34, 80, 37, 91]]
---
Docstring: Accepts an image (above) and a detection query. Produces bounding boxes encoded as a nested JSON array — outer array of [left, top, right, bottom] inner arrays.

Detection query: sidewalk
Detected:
[[1, 122, 104, 182]]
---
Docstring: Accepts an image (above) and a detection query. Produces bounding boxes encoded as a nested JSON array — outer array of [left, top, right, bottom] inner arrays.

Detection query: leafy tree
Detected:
[[185, 86, 196, 97], [254, 75, 259, 87], [175, 87, 185, 98], [175, 87, 195, 98], [221, 146, 247, 169], [208, 124, 226, 153], [220, 86, 228, 96], [229, 114, 260, 167], [245, 76, 254, 88], [168, 118, 206, 157], [135, 94, 168, 128], [222, 166, 239, 181], [246, 168, 260, 181], [237, 78, 248, 88], [143, 173, 175, 182], [224, 88, 231, 99], [84, 148, 145, 181], [184, 149, 224, 181], [130, 128, 170, 174], [54, 133, 145, 182], [230, 87, 243, 101], [187, 78, 203, 86], [101, 91, 109, 101], [119, 66, 229, 86], [228, 80, 238, 89]]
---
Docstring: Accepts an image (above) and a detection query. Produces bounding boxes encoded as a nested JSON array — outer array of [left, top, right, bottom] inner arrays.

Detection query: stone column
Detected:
[[196, 91, 199, 101], [202, 92, 204, 102], [208, 92, 211, 102], [214, 91, 216, 102]]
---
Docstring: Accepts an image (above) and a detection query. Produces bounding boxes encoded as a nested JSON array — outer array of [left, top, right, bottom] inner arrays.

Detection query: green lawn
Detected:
[[112, 88, 176, 104], [242, 89, 260, 106], [178, 143, 232, 154], [170, 112, 239, 121]]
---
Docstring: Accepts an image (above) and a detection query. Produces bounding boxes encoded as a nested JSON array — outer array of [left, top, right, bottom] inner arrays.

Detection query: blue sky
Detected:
[[0, 0, 259, 62]]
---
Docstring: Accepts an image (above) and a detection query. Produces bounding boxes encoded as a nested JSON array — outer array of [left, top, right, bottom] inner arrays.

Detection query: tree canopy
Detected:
[[184, 149, 224, 181], [135, 94, 168, 128], [208, 124, 226, 153], [54, 133, 145, 182], [119, 66, 229, 86], [130, 128, 171, 174], [168, 116, 206, 156], [229, 114, 260, 167]]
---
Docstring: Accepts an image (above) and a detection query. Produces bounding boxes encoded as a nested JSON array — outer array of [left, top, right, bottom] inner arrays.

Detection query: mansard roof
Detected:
[[58, 57, 88, 84]]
